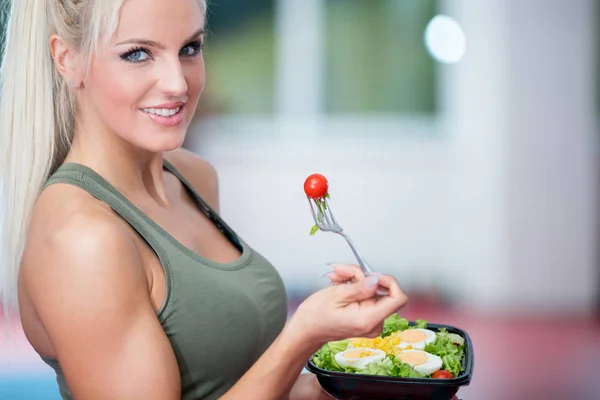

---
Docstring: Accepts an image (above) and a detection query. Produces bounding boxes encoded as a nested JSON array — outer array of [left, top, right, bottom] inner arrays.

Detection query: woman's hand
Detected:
[[288, 264, 408, 346]]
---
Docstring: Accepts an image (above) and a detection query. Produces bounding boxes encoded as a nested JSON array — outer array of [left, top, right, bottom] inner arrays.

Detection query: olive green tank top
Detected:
[[39, 160, 288, 400]]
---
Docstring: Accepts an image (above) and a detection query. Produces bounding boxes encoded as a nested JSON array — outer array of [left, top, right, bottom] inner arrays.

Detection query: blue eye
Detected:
[[180, 41, 203, 57], [121, 47, 152, 63]]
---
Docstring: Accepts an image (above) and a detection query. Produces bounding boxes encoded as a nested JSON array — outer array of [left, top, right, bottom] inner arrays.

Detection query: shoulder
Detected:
[[22, 185, 145, 310], [164, 148, 220, 211], [28, 182, 138, 260]]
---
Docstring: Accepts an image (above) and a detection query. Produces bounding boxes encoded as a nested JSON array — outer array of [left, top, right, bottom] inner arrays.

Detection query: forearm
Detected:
[[220, 324, 320, 400]]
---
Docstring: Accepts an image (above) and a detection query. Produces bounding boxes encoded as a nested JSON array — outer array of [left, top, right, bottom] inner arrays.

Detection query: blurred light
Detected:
[[424, 15, 466, 64]]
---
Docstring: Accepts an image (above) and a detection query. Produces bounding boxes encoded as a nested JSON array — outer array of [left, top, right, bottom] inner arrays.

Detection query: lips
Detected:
[[140, 103, 186, 127]]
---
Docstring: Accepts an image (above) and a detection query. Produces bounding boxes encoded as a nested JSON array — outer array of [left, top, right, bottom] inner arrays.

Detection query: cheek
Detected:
[[94, 84, 140, 115], [86, 65, 150, 130], [185, 60, 206, 99]]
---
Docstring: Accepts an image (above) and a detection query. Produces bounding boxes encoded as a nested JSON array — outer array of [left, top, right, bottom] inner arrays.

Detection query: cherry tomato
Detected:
[[304, 174, 329, 199], [431, 370, 454, 379]]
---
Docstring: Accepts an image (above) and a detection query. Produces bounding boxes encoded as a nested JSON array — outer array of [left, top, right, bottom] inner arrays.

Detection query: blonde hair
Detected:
[[0, 0, 206, 316]]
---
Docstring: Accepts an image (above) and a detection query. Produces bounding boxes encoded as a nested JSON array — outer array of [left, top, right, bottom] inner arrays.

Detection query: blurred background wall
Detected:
[[2, 0, 599, 399], [188, 0, 599, 315]]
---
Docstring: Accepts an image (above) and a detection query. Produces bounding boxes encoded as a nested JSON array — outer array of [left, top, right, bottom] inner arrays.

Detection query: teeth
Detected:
[[142, 107, 181, 117]]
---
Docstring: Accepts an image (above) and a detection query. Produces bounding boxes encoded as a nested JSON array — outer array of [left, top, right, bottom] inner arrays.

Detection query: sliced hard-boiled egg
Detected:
[[397, 349, 443, 375], [395, 328, 437, 350], [334, 347, 386, 370]]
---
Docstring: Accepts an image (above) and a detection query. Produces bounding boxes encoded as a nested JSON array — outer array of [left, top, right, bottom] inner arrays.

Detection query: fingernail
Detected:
[[326, 262, 354, 268], [364, 274, 379, 289]]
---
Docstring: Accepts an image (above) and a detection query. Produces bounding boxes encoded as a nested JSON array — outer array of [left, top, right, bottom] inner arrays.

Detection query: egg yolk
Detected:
[[344, 349, 374, 359], [398, 330, 427, 343], [398, 351, 428, 366]]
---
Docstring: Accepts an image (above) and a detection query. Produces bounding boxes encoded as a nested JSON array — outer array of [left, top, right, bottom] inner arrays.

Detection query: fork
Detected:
[[308, 197, 389, 296]]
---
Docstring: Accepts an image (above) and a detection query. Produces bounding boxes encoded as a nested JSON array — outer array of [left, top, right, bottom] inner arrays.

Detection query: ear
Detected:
[[49, 34, 84, 88]]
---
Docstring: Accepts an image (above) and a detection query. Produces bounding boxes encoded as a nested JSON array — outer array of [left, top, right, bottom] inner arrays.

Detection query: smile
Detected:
[[140, 104, 185, 127], [141, 107, 181, 116]]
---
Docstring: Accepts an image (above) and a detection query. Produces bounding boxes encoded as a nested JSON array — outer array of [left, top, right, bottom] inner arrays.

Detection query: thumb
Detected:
[[334, 273, 380, 304]]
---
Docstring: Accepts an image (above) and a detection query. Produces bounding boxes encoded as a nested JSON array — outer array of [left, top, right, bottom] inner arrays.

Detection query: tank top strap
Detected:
[[43, 162, 173, 266], [162, 159, 242, 250]]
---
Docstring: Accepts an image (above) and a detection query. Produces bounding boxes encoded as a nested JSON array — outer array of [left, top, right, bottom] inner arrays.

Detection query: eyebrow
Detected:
[[115, 28, 205, 49]]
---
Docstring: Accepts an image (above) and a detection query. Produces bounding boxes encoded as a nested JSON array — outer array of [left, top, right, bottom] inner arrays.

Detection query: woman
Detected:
[[0, 1, 408, 399]]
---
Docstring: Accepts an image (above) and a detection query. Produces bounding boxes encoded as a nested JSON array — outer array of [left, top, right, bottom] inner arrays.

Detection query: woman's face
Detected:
[[81, 0, 205, 153]]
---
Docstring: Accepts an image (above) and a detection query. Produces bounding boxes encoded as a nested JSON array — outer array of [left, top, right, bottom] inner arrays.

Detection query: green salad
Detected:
[[311, 315, 466, 379]]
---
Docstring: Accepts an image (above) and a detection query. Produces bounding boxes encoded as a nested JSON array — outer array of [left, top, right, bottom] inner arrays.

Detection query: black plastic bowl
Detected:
[[305, 323, 474, 400]]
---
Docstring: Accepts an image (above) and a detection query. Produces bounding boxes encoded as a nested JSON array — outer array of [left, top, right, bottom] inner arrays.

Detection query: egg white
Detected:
[[397, 349, 443, 375], [396, 328, 437, 350], [334, 347, 386, 370]]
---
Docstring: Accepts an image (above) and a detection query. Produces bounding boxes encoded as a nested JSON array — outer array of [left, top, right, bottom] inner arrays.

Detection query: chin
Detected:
[[136, 132, 187, 154], [155, 136, 187, 152]]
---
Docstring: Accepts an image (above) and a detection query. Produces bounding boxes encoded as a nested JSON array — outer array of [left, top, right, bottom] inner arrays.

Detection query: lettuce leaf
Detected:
[[381, 314, 429, 337], [356, 355, 425, 378], [328, 339, 350, 354], [357, 356, 396, 376], [424, 329, 465, 377], [447, 332, 465, 346], [311, 340, 349, 372], [413, 319, 428, 329], [381, 314, 409, 337]]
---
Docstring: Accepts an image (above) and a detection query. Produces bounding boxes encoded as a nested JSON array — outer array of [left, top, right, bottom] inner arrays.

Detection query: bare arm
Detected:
[[25, 213, 180, 400]]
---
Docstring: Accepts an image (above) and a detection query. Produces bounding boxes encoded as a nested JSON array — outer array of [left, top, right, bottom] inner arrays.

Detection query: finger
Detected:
[[332, 273, 380, 304], [366, 323, 384, 338], [328, 263, 365, 281], [325, 264, 365, 285], [368, 274, 408, 320], [326, 272, 352, 284], [327, 273, 366, 285]]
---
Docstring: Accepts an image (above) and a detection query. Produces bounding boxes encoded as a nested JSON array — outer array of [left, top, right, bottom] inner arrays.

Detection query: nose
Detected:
[[158, 57, 188, 97]]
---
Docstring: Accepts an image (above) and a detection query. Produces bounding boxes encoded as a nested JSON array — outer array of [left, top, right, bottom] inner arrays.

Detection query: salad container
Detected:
[[306, 323, 474, 400]]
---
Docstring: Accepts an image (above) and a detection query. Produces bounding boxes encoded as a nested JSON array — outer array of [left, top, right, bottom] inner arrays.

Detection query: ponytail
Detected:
[[0, 0, 58, 315]]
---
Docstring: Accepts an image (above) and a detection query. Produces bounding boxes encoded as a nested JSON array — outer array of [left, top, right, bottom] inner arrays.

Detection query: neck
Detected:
[[64, 116, 171, 207]]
